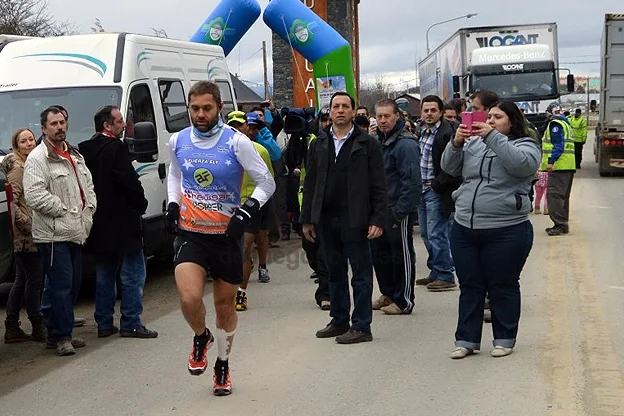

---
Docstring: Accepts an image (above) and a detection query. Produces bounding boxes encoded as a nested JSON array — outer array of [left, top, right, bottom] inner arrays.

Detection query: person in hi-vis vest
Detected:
[[569, 108, 588, 169], [540, 103, 575, 236]]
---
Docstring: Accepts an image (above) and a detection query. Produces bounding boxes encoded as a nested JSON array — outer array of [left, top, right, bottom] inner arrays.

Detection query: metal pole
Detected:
[[262, 41, 269, 100]]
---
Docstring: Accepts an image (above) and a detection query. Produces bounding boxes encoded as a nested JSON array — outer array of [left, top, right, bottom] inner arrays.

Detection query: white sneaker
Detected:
[[450, 347, 473, 359], [491, 346, 513, 358]]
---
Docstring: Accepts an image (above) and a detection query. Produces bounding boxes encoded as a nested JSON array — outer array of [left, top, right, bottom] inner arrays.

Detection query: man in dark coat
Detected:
[[78, 105, 157, 339], [301, 92, 388, 345]]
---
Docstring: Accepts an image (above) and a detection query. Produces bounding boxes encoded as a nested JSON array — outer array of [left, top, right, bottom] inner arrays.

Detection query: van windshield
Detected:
[[0, 87, 122, 151]]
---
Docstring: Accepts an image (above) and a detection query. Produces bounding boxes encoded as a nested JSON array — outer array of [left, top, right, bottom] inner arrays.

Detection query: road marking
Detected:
[[545, 221, 624, 415], [607, 286, 624, 291], [587, 206, 612, 209]]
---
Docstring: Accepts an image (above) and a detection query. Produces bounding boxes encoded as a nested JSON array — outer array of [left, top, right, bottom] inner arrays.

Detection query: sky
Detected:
[[47, 0, 621, 92]]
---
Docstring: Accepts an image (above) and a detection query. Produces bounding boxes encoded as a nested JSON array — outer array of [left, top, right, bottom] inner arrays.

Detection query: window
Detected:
[[125, 84, 156, 140], [216, 80, 236, 118], [159, 80, 190, 133]]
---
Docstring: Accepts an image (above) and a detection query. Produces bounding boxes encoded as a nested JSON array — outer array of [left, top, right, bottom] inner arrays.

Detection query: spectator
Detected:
[[442, 100, 540, 359], [301, 92, 387, 344], [354, 114, 370, 131], [356, 105, 369, 117], [415, 95, 461, 292], [369, 99, 421, 315], [2, 128, 45, 344], [78, 105, 157, 339], [443, 103, 459, 129], [23, 106, 97, 356]]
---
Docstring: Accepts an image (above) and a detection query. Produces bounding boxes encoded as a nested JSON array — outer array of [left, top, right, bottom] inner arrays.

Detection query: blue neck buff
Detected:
[[193, 116, 224, 139]]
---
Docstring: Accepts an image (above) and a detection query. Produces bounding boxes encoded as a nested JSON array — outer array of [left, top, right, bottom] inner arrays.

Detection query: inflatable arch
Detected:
[[190, 0, 356, 110]]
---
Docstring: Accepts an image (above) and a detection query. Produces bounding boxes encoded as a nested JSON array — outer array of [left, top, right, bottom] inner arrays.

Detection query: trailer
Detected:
[[595, 14, 624, 176]]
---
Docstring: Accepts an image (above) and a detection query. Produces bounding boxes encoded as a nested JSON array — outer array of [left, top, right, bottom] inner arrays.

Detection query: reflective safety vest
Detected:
[[297, 134, 317, 208], [540, 119, 575, 171], [569, 116, 588, 143]]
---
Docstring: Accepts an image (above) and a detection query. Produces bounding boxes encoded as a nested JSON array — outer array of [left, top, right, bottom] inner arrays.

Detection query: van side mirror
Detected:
[[126, 121, 158, 163], [567, 74, 575, 93], [452, 76, 460, 93]]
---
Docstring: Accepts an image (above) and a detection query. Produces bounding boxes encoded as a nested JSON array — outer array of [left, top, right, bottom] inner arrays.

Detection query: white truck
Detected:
[[0, 33, 238, 272], [419, 22, 574, 129], [595, 14, 624, 177]]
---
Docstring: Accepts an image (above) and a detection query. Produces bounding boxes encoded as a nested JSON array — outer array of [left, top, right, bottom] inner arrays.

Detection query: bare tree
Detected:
[[151, 28, 168, 38], [358, 74, 392, 110], [0, 0, 76, 36], [91, 18, 105, 33]]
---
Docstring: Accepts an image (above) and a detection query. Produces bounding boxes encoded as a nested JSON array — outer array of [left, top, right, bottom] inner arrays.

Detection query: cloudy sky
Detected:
[[48, 0, 620, 91]]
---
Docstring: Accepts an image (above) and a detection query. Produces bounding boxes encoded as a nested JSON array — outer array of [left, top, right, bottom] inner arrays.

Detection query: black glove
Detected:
[[225, 198, 260, 240], [164, 202, 180, 235]]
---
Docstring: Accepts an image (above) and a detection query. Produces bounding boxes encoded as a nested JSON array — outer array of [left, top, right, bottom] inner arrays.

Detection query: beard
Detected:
[[193, 117, 219, 133]]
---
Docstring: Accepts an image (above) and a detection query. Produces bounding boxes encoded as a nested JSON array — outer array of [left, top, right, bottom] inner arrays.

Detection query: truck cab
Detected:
[[467, 44, 573, 129]]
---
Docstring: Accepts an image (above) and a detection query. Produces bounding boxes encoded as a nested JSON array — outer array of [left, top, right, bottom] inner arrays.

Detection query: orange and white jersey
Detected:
[[167, 123, 275, 234]]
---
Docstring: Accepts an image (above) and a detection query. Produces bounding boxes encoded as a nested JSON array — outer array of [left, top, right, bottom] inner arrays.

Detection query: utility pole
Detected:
[[262, 41, 269, 100]]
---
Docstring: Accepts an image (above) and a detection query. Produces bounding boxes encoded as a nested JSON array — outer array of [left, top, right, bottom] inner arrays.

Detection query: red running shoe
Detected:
[[213, 359, 233, 396], [188, 329, 214, 376]]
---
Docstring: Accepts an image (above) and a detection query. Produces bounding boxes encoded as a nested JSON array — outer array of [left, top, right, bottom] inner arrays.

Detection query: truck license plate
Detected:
[[609, 159, 624, 168]]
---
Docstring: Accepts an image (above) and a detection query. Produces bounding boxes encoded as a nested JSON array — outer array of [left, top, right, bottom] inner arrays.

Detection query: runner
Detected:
[[225, 110, 275, 312], [165, 81, 275, 396]]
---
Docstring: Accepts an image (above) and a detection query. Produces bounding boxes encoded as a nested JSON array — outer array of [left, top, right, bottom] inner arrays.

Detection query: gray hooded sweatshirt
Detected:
[[441, 130, 541, 230]]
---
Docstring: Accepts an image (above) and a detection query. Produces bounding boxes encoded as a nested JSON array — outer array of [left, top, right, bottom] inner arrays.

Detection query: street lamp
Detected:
[[426, 13, 478, 55]]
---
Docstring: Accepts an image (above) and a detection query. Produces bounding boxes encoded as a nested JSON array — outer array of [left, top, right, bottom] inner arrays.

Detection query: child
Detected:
[[534, 170, 549, 215]]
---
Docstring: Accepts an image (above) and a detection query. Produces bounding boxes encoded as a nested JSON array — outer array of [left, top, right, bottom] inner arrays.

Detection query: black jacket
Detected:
[[377, 119, 422, 221], [300, 124, 388, 229], [78, 133, 148, 253], [427, 119, 462, 216]]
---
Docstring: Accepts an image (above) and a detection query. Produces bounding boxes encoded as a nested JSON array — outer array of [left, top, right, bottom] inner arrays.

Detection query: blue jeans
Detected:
[[38, 242, 82, 342], [451, 221, 533, 350], [418, 188, 454, 282], [95, 250, 146, 331], [318, 214, 374, 333]]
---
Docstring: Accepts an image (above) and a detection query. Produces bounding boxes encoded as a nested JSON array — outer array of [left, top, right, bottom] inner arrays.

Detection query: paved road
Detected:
[[1, 134, 624, 415]]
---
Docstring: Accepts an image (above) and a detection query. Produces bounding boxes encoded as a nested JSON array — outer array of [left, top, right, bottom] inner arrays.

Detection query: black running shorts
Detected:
[[244, 199, 272, 235], [173, 231, 243, 285]]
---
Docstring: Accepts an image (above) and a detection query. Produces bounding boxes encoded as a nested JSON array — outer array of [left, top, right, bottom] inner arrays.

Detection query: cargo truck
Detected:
[[419, 22, 574, 130], [594, 14, 624, 177]]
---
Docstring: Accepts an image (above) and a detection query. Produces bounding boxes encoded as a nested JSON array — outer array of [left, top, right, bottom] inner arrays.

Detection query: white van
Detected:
[[0, 33, 238, 261]]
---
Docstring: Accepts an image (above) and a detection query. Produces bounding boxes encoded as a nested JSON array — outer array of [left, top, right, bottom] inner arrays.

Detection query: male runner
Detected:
[[165, 81, 275, 396], [225, 110, 275, 311]]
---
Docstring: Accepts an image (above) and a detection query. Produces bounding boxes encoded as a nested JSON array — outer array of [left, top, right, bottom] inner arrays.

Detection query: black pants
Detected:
[[451, 221, 533, 350], [5, 251, 43, 322], [318, 214, 374, 333], [276, 175, 290, 234], [370, 214, 416, 313], [302, 236, 329, 305], [574, 142, 584, 168], [547, 171, 574, 227]]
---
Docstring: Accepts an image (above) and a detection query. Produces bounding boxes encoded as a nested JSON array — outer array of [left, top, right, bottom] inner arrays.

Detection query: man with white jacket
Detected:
[[23, 106, 97, 356]]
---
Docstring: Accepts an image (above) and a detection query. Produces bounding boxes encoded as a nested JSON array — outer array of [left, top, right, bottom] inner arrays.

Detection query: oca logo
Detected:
[[502, 64, 524, 71]]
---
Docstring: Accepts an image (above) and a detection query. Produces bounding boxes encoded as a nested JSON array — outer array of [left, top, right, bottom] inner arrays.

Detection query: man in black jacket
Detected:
[[301, 92, 388, 344], [78, 105, 157, 339], [370, 99, 422, 315], [416, 95, 461, 292]]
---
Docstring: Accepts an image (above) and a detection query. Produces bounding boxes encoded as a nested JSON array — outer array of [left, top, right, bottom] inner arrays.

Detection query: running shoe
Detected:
[[213, 359, 233, 396], [235, 289, 248, 312], [188, 329, 214, 376]]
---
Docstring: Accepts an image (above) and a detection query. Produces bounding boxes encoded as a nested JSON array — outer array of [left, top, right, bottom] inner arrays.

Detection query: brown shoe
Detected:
[[426, 280, 457, 292], [416, 278, 435, 286], [372, 295, 392, 310], [315, 323, 350, 338], [380, 303, 405, 315], [336, 329, 373, 344]]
